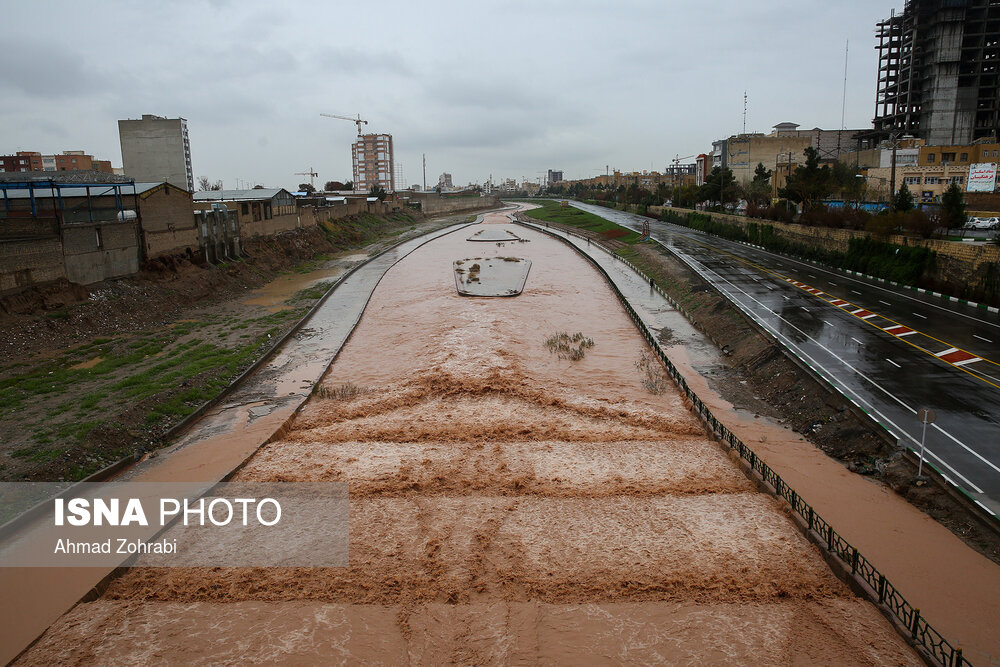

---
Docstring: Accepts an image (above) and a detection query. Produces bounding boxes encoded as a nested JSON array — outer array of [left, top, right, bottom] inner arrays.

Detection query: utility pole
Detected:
[[888, 132, 900, 209], [422, 153, 426, 192]]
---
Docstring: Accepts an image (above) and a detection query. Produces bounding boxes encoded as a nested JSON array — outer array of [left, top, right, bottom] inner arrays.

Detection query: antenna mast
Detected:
[[838, 39, 849, 157], [743, 91, 747, 134]]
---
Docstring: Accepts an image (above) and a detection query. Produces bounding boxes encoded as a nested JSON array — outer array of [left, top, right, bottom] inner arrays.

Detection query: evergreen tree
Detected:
[[940, 183, 966, 227], [892, 183, 915, 212]]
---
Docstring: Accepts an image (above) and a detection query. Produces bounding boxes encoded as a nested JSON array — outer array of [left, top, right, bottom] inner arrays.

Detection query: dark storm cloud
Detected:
[[0, 39, 98, 98], [3, 0, 905, 188]]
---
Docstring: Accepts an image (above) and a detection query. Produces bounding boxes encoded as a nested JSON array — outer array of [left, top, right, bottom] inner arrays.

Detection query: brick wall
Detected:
[[418, 194, 500, 215], [0, 238, 66, 294], [238, 212, 305, 237], [138, 185, 200, 259], [62, 221, 140, 285]]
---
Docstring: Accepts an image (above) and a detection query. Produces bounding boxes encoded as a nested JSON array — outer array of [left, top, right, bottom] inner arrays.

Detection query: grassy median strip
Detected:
[[521, 200, 642, 243]]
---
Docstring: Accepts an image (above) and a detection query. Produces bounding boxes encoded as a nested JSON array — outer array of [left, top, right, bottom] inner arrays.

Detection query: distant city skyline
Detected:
[[3, 1, 901, 190]]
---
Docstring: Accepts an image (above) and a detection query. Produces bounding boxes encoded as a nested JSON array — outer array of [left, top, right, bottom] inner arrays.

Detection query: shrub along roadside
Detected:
[[660, 209, 941, 294]]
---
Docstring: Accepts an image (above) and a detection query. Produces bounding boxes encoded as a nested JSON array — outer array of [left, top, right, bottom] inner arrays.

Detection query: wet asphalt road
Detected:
[[570, 202, 1000, 515]]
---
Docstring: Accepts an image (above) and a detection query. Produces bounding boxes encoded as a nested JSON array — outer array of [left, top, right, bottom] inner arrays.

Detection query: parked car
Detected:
[[965, 216, 999, 230]]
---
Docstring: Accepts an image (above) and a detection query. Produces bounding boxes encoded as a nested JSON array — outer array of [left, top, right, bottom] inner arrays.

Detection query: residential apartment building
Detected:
[[873, 0, 1000, 145], [547, 169, 563, 185], [0, 151, 113, 174], [118, 114, 194, 192], [718, 125, 813, 185], [769, 122, 872, 160], [438, 172, 453, 190], [352, 133, 394, 193]]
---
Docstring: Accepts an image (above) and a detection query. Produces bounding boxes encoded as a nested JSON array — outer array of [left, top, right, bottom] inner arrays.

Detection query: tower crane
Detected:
[[671, 154, 696, 190], [320, 113, 368, 136], [294, 167, 318, 189]]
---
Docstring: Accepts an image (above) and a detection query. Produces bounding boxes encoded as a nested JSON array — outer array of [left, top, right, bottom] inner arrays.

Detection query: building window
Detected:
[[924, 177, 939, 184], [960, 152, 969, 162], [926, 153, 936, 163], [241, 203, 249, 215], [904, 176, 921, 185], [950, 176, 965, 184], [942, 152, 956, 163]]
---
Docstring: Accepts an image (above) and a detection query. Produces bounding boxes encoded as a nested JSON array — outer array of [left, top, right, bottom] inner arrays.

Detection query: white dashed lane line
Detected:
[[886, 359, 901, 368], [851, 337, 863, 344], [879, 299, 891, 306], [851, 290, 862, 295], [975, 334, 993, 343], [912, 312, 928, 319]]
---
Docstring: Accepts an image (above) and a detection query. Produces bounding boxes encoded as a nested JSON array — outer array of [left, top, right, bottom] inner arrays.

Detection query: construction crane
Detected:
[[320, 113, 368, 136], [294, 167, 318, 189], [671, 154, 696, 190]]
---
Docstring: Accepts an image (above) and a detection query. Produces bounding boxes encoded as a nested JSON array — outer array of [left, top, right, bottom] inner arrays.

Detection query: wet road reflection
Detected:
[[568, 202, 1000, 513]]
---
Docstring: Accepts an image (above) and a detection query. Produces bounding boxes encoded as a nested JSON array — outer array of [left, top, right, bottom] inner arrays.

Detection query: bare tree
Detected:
[[197, 176, 222, 191]]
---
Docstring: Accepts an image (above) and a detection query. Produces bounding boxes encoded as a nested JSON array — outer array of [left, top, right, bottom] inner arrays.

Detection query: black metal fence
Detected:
[[522, 219, 968, 667]]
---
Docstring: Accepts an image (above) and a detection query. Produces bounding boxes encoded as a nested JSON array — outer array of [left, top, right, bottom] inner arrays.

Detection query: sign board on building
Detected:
[[967, 163, 998, 192]]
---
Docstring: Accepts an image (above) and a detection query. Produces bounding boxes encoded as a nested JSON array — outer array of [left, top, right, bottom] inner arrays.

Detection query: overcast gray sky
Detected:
[[3, 0, 900, 190]]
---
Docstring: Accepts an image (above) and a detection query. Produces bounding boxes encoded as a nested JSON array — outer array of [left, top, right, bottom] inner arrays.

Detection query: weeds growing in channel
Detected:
[[314, 382, 368, 400], [635, 351, 668, 394], [544, 332, 594, 361]]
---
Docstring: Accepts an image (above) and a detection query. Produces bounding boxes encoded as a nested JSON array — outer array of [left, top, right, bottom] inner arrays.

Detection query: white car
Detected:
[[965, 217, 999, 230]]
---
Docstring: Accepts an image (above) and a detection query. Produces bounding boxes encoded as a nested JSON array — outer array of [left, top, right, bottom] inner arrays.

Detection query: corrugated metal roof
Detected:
[[193, 188, 288, 201], [0, 182, 167, 199]]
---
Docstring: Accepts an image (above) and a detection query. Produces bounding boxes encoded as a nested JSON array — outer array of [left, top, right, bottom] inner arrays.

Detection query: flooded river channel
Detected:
[[17, 210, 919, 664]]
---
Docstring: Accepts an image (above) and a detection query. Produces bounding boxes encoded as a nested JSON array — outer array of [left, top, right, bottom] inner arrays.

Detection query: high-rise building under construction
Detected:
[[352, 133, 394, 193], [873, 0, 1000, 145]]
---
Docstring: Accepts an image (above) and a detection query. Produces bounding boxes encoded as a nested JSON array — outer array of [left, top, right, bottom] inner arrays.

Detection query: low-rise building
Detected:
[[193, 188, 298, 237]]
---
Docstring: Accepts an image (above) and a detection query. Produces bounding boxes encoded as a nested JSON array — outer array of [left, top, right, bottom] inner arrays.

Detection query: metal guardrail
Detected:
[[518, 218, 968, 667]]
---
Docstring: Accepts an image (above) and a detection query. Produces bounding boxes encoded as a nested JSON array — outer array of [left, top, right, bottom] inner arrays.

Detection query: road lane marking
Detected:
[[851, 290, 862, 295], [664, 253, 997, 489], [974, 334, 993, 343], [879, 299, 891, 305], [886, 359, 900, 368], [851, 337, 863, 344], [625, 216, 1000, 389]]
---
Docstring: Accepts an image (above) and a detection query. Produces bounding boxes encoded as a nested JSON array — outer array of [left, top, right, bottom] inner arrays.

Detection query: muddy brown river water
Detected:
[[17, 211, 920, 665]]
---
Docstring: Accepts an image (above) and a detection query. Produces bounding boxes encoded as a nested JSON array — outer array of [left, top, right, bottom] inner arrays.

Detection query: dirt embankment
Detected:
[[538, 218, 1000, 566], [1, 212, 431, 358], [0, 211, 469, 482]]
